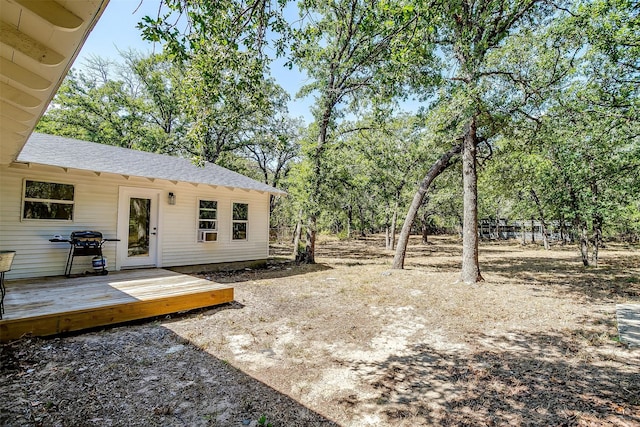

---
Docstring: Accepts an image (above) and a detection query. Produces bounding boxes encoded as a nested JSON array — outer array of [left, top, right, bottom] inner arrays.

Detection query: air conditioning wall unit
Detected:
[[198, 230, 218, 242]]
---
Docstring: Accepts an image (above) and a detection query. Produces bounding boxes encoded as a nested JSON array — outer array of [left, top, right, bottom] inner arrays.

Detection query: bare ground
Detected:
[[1, 235, 639, 426]]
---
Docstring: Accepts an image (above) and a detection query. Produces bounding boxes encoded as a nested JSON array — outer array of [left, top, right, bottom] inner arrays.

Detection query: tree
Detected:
[[139, 0, 291, 165], [244, 116, 303, 189], [392, 145, 461, 268], [38, 57, 148, 149], [472, 0, 640, 264], [391, 97, 470, 269], [123, 52, 188, 154], [180, 72, 290, 165], [426, 0, 557, 283], [538, 88, 638, 265], [38, 49, 302, 201], [490, 0, 640, 264], [344, 114, 436, 248], [37, 53, 186, 153], [289, 0, 433, 263], [244, 115, 303, 212]]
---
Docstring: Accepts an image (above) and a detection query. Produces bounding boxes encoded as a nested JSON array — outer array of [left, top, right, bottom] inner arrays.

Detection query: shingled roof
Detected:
[[17, 133, 286, 195]]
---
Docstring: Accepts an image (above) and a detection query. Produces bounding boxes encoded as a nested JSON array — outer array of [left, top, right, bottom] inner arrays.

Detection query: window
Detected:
[[198, 200, 218, 242], [232, 202, 248, 240], [23, 180, 75, 220]]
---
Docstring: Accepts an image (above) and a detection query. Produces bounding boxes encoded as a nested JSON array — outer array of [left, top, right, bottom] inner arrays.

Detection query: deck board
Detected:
[[0, 269, 234, 341]]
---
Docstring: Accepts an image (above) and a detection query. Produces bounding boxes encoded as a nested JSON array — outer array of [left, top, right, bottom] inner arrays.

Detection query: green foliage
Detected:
[[257, 414, 273, 427], [137, 0, 294, 164], [576, 0, 639, 71], [477, 0, 639, 250], [285, 109, 465, 237], [37, 53, 186, 153], [285, 0, 442, 259], [243, 116, 303, 188], [38, 0, 640, 258], [37, 47, 301, 193]]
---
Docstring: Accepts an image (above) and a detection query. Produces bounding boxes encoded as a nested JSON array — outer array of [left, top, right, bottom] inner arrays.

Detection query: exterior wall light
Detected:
[[168, 192, 176, 205]]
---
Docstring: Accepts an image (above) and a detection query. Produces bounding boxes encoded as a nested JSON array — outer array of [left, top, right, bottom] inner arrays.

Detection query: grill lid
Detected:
[[70, 231, 103, 241]]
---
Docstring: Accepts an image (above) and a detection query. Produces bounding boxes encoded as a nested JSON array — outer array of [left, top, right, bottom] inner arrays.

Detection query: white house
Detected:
[[0, 133, 285, 279]]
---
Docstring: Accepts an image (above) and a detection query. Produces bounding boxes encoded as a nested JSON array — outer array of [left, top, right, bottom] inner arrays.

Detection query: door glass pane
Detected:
[[128, 197, 150, 257]]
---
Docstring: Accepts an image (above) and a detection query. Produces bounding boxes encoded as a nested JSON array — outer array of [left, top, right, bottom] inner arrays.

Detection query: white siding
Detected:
[[0, 164, 272, 280], [159, 183, 270, 268]]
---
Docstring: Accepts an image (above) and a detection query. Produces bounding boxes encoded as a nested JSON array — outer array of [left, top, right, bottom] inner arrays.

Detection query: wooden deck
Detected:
[[0, 269, 234, 342]]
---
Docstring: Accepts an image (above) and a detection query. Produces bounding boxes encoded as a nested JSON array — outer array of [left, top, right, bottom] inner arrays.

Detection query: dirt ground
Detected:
[[1, 235, 639, 426]]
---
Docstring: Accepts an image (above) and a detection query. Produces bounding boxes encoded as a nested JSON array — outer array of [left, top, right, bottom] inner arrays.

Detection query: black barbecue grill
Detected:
[[50, 231, 119, 277]]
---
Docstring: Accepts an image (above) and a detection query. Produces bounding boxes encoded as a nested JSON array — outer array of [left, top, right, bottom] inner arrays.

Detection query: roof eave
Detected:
[[0, 0, 111, 165]]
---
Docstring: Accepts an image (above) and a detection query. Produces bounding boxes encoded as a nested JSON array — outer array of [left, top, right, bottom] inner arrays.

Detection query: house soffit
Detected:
[[0, 0, 110, 165]]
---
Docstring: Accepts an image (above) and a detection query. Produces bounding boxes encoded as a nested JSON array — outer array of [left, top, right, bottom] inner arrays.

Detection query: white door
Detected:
[[117, 188, 160, 268]]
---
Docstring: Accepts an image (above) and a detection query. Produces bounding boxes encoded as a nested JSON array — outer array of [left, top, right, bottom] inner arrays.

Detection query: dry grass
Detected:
[[1, 235, 639, 426]]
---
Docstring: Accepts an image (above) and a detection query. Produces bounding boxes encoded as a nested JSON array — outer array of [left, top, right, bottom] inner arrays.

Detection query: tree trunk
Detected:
[[390, 199, 399, 251], [422, 224, 429, 244], [541, 223, 549, 250], [370, 210, 375, 235], [460, 118, 483, 284], [269, 194, 276, 215], [358, 205, 366, 237], [531, 218, 535, 244], [385, 225, 391, 250], [292, 211, 302, 258], [384, 207, 391, 249], [421, 210, 429, 244], [303, 93, 337, 264], [590, 171, 602, 267], [521, 220, 526, 245], [392, 144, 462, 269], [298, 215, 317, 263], [592, 213, 603, 267], [567, 186, 591, 266], [530, 189, 549, 250], [579, 222, 590, 266]]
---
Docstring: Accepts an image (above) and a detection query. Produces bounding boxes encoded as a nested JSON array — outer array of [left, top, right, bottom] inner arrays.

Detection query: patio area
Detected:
[[0, 268, 234, 342]]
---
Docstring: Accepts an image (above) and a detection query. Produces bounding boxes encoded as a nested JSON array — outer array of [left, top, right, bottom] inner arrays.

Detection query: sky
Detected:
[[75, 0, 315, 121]]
